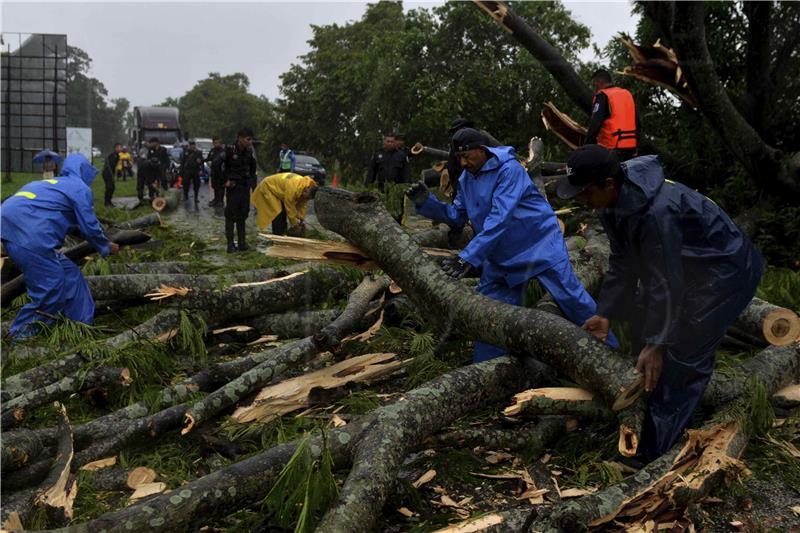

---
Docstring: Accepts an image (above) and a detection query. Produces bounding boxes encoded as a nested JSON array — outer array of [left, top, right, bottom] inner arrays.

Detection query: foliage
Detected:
[[262, 432, 339, 532], [175, 309, 209, 367], [756, 267, 800, 312]]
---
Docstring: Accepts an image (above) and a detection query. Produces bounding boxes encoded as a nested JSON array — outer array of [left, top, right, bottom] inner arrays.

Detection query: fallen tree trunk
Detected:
[[503, 387, 613, 421], [313, 188, 643, 411], [111, 212, 161, 231], [47, 356, 550, 533], [151, 188, 181, 213], [2, 352, 92, 399], [408, 225, 475, 250], [430, 416, 567, 452], [1, 367, 131, 430], [251, 309, 342, 338], [732, 296, 800, 346], [84, 261, 191, 276]]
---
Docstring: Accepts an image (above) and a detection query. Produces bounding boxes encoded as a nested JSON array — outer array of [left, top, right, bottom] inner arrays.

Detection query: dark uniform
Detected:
[[365, 148, 410, 192], [206, 145, 225, 206], [220, 142, 257, 251], [137, 145, 169, 201], [102, 150, 120, 206], [181, 147, 204, 203]]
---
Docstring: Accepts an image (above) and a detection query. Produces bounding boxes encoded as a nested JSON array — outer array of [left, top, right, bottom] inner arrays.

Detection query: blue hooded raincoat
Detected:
[[597, 155, 765, 458], [417, 146, 616, 361], [1, 153, 111, 337]]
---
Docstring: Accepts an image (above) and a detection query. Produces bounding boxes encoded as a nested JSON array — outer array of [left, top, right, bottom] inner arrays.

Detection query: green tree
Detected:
[[65, 45, 128, 153]]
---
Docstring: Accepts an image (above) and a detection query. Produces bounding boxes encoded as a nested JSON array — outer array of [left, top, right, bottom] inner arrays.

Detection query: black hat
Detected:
[[448, 117, 475, 135], [451, 128, 485, 153], [149, 137, 159, 143], [557, 144, 619, 200]]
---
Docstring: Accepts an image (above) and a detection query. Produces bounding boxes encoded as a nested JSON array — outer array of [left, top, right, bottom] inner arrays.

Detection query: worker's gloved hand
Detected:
[[405, 181, 429, 207], [109, 242, 120, 255], [441, 256, 477, 279], [287, 223, 306, 237]]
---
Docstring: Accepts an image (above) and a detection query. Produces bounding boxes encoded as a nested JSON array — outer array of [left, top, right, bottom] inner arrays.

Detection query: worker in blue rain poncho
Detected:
[[557, 145, 765, 460], [406, 128, 618, 362], [1, 153, 119, 338]]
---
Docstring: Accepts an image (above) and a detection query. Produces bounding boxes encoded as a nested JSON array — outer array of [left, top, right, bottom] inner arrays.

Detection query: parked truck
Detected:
[[129, 106, 183, 153]]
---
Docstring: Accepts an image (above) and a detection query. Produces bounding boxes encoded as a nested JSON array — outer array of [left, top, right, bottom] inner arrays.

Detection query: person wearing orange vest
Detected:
[[585, 69, 638, 161]]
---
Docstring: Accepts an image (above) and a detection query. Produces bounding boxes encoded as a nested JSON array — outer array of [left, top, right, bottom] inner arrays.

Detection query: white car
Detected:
[[91, 147, 102, 158]]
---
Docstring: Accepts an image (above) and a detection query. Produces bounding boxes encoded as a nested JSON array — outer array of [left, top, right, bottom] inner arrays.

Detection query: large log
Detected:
[[732, 296, 800, 346], [313, 187, 643, 411], [151, 188, 181, 213]]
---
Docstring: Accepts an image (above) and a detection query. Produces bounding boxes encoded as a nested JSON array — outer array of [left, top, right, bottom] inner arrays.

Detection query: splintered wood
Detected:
[[259, 234, 454, 269], [618, 35, 698, 108], [503, 387, 596, 416], [231, 353, 406, 424], [589, 422, 747, 530], [541, 101, 587, 149], [144, 284, 191, 301]]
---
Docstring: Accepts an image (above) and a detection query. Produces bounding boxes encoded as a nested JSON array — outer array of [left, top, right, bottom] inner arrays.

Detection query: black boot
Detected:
[[225, 219, 236, 253], [236, 221, 249, 252]]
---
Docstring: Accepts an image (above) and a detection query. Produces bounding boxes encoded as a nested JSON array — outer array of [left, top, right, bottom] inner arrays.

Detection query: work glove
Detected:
[[405, 181, 429, 207], [441, 255, 477, 279]]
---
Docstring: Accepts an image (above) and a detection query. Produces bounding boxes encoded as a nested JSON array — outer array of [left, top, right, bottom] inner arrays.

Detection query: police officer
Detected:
[[206, 136, 225, 207], [220, 127, 257, 253], [585, 69, 639, 161], [181, 141, 204, 205], [102, 143, 121, 207], [365, 134, 410, 193], [137, 137, 169, 201]]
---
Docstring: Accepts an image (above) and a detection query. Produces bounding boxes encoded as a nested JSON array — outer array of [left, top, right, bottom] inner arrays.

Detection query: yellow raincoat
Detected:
[[251, 173, 317, 231]]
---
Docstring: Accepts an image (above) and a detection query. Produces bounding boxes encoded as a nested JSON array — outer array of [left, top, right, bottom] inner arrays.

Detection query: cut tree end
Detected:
[[764, 308, 800, 345], [611, 375, 645, 411], [618, 424, 639, 457], [151, 197, 167, 212], [181, 413, 196, 435]]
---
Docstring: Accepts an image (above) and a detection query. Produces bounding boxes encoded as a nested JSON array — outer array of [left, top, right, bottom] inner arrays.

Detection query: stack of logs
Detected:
[[1, 189, 798, 532]]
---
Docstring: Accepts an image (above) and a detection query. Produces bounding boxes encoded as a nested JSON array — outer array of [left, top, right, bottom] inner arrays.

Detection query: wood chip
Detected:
[[729, 521, 744, 530], [469, 472, 522, 480], [430, 514, 503, 533], [485, 451, 514, 464], [330, 414, 347, 427], [2, 511, 24, 531], [397, 507, 414, 518], [80, 456, 117, 471], [128, 482, 167, 502], [790, 505, 800, 517], [211, 325, 254, 335], [126, 466, 157, 489], [412, 469, 436, 489], [516, 488, 549, 500], [440, 494, 459, 507]]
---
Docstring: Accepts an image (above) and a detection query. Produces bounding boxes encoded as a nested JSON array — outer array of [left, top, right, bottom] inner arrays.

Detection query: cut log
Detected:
[[112, 212, 162, 231], [251, 309, 342, 338], [619, 34, 698, 107], [732, 296, 800, 346], [313, 187, 643, 411], [408, 225, 475, 250], [151, 188, 181, 213], [260, 234, 455, 268], [541, 101, 587, 150], [85, 261, 190, 275], [231, 352, 405, 424], [3, 352, 91, 399], [772, 383, 800, 409], [503, 387, 613, 420], [33, 403, 77, 526], [431, 416, 567, 453]]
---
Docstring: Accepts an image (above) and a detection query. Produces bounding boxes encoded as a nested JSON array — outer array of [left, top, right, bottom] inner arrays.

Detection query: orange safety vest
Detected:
[[594, 87, 637, 150]]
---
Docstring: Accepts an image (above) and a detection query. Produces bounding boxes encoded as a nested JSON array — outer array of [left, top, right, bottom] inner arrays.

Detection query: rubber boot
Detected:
[[236, 221, 249, 252], [225, 219, 236, 253]]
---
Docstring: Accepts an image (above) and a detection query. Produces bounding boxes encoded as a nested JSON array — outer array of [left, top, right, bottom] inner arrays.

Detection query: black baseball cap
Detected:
[[452, 127, 485, 153], [557, 144, 620, 199]]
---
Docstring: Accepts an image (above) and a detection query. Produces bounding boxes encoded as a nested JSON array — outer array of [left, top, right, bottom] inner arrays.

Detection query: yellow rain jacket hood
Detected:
[[251, 173, 317, 231]]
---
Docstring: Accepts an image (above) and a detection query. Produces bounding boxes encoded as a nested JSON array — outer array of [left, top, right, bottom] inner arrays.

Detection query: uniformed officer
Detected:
[[137, 137, 169, 201], [365, 134, 410, 193], [277, 142, 296, 173], [181, 141, 204, 205], [206, 137, 225, 207], [220, 128, 258, 252]]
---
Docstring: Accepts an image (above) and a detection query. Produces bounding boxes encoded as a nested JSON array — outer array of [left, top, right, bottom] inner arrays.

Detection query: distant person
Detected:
[[42, 155, 57, 179], [102, 143, 122, 207], [181, 141, 204, 205], [206, 136, 225, 207], [116, 147, 133, 181], [252, 172, 318, 236], [137, 137, 169, 201], [585, 69, 638, 161], [1, 153, 119, 338], [220, 128, 258, 252], [278, 142, 296, 173], [366, 133, 411, 223]]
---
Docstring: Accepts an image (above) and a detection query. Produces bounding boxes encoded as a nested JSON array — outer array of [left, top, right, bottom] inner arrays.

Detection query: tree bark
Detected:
[[314, 188, 643, 411], [251, 309, 342, 338], [430, 416, 566, 453], [743, 0, 773, 135], [2, 352, 92, 399], [85, 261, 190, 275], [111, 212, 162, 231], [503, 387, 613, 421]]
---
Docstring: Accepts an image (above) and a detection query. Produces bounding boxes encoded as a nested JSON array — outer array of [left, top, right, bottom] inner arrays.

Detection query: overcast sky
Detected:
[[2, 1, 638, 108]]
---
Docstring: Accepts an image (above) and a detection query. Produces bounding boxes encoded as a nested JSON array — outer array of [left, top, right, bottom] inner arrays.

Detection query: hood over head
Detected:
[[479, 145, 518, 172], [60, 153, 99, 186], [614, 155, 665, 216]]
